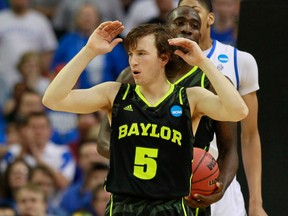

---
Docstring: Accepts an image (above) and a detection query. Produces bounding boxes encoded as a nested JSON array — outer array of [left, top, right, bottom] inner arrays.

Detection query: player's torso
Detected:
[[206, 40, 239, 89], [175, 67, 213, 149], [106, 83, 194, 199]]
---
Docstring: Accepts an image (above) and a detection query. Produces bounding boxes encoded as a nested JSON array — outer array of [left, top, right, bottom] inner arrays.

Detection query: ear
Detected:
[[160, 54, 169, 66], [207, 12, 215, 27]]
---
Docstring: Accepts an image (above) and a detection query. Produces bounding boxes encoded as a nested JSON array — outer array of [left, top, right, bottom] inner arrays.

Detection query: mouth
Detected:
[[132, 70, 140, 75]]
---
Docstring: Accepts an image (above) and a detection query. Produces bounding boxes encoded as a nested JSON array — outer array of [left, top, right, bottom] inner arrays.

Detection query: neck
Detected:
[[139, 78, 171, 106], [199, 28, 214, 50]]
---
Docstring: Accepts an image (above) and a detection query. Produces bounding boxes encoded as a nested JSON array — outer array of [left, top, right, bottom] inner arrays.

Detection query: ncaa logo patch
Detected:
[[218, 54, 229, 63], [170, 105, 182, 117]]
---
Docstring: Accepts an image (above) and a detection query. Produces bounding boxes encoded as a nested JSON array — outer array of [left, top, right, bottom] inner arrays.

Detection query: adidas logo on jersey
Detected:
[[124, 105, 133, 111]]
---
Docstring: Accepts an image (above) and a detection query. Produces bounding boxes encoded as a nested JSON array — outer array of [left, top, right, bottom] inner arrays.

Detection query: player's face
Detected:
[[168, 7, 201, 43], [128, 34, 166, 86], [179, 0, 213, 38]]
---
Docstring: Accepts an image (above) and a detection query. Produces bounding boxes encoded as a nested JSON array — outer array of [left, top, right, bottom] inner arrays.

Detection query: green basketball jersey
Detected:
[[106, 83, 194, 199], [174, 66, 214, 150]]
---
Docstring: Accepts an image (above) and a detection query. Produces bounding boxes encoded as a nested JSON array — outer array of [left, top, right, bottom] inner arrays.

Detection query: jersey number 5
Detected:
[[133, 147, 158, 180]]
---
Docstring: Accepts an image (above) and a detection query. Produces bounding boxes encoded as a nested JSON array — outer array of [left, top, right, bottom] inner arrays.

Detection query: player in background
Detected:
[[178, 0, 267, 215]]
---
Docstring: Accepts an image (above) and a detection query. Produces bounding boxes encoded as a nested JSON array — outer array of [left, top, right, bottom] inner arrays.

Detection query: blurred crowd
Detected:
[[0, 0, 240, 215]]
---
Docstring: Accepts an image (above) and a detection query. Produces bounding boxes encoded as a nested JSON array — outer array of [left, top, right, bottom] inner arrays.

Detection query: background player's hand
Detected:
[[85, 21, 124, 57], [168, 38, 205, 66], [185, 181, 224, 208]]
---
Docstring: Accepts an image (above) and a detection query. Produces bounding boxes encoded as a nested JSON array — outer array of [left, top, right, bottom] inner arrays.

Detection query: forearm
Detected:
[[198, 58, 248, 120], [241, 132, 263, 204], [217, 145, 238, 191], [215, 121, 238, 192]]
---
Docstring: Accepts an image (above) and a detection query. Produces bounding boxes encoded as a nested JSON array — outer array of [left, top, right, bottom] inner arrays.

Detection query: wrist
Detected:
[[82, 46, 99, 60]]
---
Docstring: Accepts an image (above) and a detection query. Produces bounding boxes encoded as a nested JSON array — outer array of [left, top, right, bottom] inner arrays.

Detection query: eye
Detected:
[[174, 20, 184, 26]]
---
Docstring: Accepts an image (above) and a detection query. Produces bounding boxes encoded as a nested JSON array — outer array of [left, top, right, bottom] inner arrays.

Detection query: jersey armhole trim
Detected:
[[234, 48, 240, 90], [179, 87, 184, 105], [122, 84, 130, 100]]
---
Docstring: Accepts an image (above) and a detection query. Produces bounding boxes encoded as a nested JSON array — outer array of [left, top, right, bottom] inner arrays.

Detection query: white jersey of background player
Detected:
[[204, 40, 258, 216]]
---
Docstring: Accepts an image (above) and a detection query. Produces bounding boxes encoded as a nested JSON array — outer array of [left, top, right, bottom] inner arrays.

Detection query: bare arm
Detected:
[[241, 92, 267, 216], [168, 38, 248, 122], [43, 21, 125, 114]]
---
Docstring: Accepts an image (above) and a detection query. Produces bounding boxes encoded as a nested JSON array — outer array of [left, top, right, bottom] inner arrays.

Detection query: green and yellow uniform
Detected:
[[105, 83, 194, 216]]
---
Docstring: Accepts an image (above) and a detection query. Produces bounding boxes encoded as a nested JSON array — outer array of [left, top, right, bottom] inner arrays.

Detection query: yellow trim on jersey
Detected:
[[135, 81, 175, 107], [182, 197, 188, 216], [201, 73, 206, 88], [122, 84, 130, 100], [174, 66, 199, 85], [179, 87, 184, 105], [195, 208, 199, 216], [109, 194, 113, 216]]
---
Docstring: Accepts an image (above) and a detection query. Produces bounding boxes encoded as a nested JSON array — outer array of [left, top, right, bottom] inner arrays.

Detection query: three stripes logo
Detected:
[[124, 104, 133, 111]]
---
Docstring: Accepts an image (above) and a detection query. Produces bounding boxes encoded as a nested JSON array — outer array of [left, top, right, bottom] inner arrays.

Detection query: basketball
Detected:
[[190, 147, 220, 198]]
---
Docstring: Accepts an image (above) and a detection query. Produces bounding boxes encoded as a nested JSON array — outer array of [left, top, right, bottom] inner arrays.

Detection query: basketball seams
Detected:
[[192, 166, 219, 184], [192, 151, 207, 175]]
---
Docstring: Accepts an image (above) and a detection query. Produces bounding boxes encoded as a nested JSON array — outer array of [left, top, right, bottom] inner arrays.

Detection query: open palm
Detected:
[[86, 21, 124, 56]]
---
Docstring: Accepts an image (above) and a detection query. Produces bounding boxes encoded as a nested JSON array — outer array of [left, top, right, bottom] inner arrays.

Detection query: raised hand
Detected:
[[168, 38, 205, 66], [85, 20, 125, 56]]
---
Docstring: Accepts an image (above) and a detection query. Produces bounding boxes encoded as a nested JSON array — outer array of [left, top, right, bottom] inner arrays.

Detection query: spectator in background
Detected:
[[1, 112, 76, 190], [91, 184, 110, 216], [69, 113, 103, 160], [50, 3, 103, 89], [0, 0, 57, 94], [73, 140, 109, 184], [0, 159, 31, 210], [52, 0, 129, 38], [59, 162, 109, 215], [3, 88, 44, 124], [16, 51, 51, 96], [0, 202, 16, 216], [48, 3, 104, 145], [211, 0, 240, 46], [30, 0, 62, 20], [146, 0, 176, 24], [30, 165, 68, 216], [24, 112, 76, 189], [14, 184, 47, 216]]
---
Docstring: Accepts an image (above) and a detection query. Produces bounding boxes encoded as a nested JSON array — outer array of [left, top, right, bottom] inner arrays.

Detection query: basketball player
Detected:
[[43, 21, 247, 215], [97, 7, 239, 216], [178, 1, 267, 216]]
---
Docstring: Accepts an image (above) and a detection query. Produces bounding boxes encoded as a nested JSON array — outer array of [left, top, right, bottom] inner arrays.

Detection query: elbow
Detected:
[[234, 104, 249, 122], [42, 94, 57, 110]]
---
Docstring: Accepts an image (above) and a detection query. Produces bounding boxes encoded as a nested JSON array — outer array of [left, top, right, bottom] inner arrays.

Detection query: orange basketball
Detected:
[[189, 147, 219, 198]]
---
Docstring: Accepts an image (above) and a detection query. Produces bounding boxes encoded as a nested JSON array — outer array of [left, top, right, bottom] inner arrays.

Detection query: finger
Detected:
[[110, 38, 123, 49], [110, 26, 125, 38], [169, 38, 192, 48], [98, 21, 113, 30], [174, 50, 185, 59], [103, 21, 123, 33]]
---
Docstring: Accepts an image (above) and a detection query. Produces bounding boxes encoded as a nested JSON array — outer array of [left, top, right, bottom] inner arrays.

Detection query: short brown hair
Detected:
[[124, 23, 180, 78]]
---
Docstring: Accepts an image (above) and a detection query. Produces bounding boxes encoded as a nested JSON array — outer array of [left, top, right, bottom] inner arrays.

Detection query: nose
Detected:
[[181, 23, 192, 36], [129, 55, 138, 66]]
